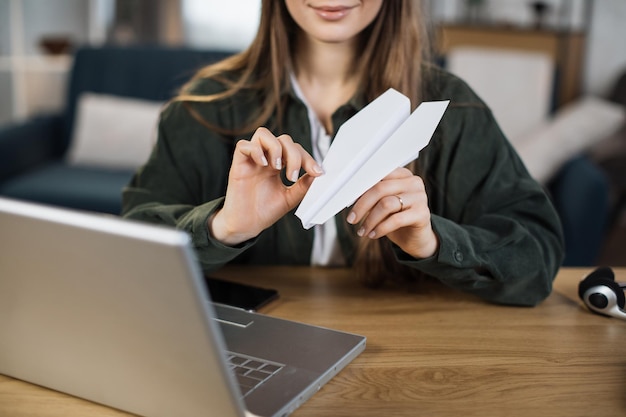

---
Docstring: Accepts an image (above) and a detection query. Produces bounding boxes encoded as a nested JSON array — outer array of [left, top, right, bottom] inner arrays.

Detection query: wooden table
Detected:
[[1, 267, 625, 417]]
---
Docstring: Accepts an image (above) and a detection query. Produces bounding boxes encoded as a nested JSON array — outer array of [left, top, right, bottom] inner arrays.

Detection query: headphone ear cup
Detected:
[[578, 266, 616, 300], [580, 277, 626, 311], [600, 279, 626, 310], [589, 266, 615, 281]]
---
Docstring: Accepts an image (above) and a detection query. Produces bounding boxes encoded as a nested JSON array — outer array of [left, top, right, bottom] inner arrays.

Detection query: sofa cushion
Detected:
[[61, 46, 234, 151], [515, 96, 626, 183], [66, 93, 163, 169], [0, 162, 134, 215]]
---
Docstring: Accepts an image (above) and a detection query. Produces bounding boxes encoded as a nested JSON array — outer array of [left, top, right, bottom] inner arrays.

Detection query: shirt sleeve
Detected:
[[121, 100, 255, 272], [394, 87, 564, 306]]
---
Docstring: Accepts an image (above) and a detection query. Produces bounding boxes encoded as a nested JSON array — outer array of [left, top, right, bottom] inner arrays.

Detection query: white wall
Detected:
[[0, 0, 98, 124], [429, 0, 626, 97], [429, 0, 587, 29], [182, 0, 261, 51], [21, 0, 89, 54], [585, 0, 626, 95], [2, 0, 624, 126]]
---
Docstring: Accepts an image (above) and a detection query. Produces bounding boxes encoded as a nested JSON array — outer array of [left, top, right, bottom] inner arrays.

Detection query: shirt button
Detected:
[[454, 250, 464, 263]]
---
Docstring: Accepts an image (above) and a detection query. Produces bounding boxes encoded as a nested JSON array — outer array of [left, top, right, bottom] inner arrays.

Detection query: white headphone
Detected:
[[578, 266, 626, 320]]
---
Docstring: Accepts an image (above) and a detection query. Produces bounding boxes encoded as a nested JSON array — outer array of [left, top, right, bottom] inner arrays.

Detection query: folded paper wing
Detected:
[[296, 88, 449, 229]]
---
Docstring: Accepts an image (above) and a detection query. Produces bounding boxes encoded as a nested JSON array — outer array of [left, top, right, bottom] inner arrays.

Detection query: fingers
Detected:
[[233, 138, 269, 169], [359, 194, 406, 237], [276, 133, 324, 181], [234, 127, 323, 182], [283, 173, 316, 208], [244, 127, 283, 169], [349, 167, 415, 221], [347, 168, 429, 238], [277, 135, 324, 182]]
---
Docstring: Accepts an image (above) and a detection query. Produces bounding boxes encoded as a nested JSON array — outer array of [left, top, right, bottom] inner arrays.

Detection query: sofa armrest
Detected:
[[547, 155, 610, 266], [0, 114, 64, 183]]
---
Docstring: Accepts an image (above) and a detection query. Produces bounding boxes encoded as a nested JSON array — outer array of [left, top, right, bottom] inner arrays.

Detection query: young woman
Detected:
[[122, 0, 564, 306]]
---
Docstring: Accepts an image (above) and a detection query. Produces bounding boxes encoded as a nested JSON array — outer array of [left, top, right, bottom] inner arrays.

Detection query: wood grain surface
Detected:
[[1, 267, 624, 417]]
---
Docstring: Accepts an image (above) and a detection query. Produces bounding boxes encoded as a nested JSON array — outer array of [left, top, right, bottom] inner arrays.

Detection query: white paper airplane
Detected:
[[295, 88, 449, 229]]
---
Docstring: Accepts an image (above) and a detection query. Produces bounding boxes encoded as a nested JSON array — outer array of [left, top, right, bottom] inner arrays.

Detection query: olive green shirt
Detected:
[[122, 67, 564, 306]]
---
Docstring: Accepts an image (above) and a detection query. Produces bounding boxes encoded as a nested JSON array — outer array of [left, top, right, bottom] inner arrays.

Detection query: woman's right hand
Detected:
[[209, 127, 323, 246]]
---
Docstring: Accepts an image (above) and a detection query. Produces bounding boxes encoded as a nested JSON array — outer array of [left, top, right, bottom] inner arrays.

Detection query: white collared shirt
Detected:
[[290, 74, 346, 267]]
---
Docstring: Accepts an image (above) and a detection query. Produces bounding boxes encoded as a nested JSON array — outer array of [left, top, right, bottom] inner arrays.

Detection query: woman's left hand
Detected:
[[346, 167, 439, 259]]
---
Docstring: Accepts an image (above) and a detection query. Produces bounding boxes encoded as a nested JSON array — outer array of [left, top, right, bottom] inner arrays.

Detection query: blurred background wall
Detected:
[[2, 0, 625, 124]]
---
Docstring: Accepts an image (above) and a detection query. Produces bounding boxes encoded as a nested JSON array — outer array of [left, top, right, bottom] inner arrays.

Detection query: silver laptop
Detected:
[[0, 197, 365, 417]]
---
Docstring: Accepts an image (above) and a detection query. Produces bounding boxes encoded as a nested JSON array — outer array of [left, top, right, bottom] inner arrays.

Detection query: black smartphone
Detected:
[[203, 275, 279, 311]]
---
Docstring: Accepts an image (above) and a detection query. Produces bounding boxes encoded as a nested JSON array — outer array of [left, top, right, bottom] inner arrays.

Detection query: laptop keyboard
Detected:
[[226, 351, 285, 396]]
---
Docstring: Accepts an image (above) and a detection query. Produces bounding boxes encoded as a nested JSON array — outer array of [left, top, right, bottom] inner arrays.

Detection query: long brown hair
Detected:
[[176, 0, 433, 287]]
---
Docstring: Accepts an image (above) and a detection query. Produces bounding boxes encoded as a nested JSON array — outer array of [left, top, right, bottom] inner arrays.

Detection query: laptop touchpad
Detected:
[[213, 304, 254, 328]]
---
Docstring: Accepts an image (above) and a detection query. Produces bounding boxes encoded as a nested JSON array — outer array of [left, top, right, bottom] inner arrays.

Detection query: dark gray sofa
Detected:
[[0, 45, 232, 214]]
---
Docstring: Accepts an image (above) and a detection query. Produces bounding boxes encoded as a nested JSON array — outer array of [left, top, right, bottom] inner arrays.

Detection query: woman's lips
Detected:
[[311, 5, 355, 21]]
